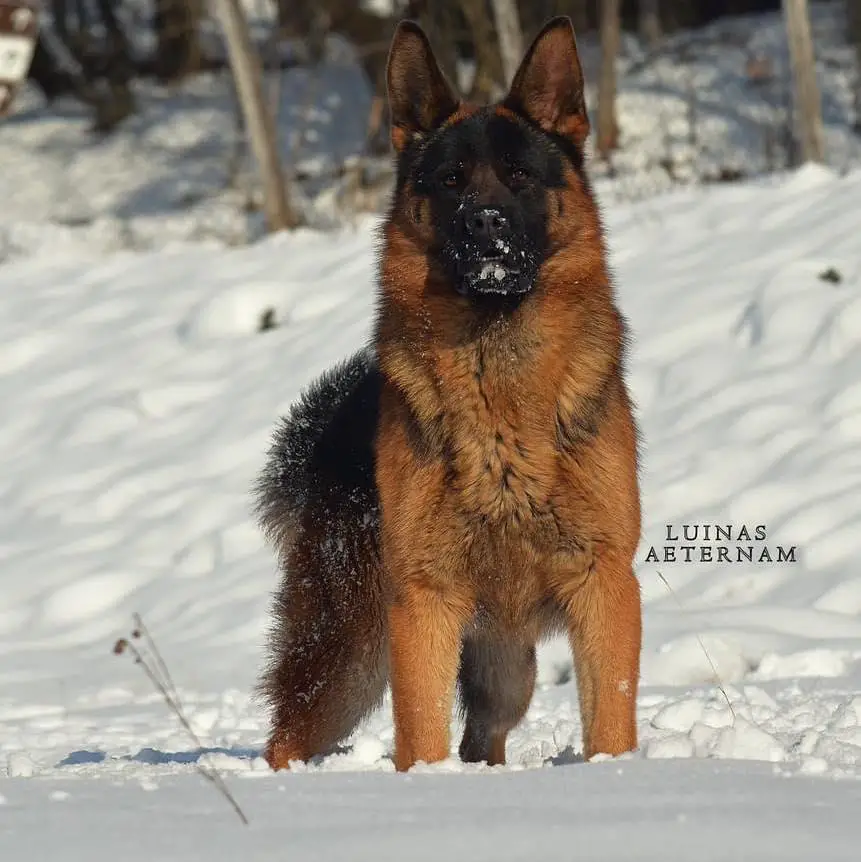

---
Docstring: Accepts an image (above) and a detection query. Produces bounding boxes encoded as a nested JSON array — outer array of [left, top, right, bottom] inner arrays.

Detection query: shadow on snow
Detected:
[[57, 745, 260, 767]]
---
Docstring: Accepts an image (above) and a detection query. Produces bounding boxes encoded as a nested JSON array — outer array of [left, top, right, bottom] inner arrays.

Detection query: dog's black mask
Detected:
[[410, 111, 566, 300], [446, 197, 536, 298]]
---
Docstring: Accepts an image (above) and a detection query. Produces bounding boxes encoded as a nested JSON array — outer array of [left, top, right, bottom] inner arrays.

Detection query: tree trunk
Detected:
[[153, 0, 203, 82], [848, 0, 861, 132], [46, 0, 136, 132], [214, 0, 298, 230], [460, 0, 504, 101], [568, 0, 591, 33], [782, 0, 825, 163], [639, 0, 662, 49], [490, 0, 523, 86], [849, 0, 861, 45], [92, 0, 136, 130], [597, 0, 621, 158]]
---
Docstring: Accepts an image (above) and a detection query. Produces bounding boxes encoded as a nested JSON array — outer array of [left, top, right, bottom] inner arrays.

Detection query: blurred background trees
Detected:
[[13, 0, 860, 230], [23, 1, 848, 149], [26, 1, 827, 137]]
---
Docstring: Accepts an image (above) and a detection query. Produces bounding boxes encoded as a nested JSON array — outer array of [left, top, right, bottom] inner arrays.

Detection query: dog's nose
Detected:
[[465, 207, 510, 242]]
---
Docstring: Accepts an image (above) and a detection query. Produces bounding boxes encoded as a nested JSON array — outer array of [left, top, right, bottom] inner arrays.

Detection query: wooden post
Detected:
[[214, 0, 297, 230], [490, 0, 523, 86], [782, 0, 825, 164], [597, 0, 621, 159]]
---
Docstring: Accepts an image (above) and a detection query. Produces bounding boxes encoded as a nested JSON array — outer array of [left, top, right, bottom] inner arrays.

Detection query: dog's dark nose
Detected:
[[465, 207, 510, 242]]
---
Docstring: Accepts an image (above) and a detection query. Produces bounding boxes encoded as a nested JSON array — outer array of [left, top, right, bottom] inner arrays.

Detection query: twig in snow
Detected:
[[113, 616, 250, 826], [654, 571, 736, 722], [130, 612, 184, 716]]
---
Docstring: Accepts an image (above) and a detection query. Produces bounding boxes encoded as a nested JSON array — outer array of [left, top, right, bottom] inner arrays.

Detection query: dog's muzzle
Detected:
[[455, 206, 535, 297]]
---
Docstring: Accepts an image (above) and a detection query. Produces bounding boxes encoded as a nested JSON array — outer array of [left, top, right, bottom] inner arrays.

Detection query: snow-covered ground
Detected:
[[1, 158, 861, 856], [6, 762, 861, 861]]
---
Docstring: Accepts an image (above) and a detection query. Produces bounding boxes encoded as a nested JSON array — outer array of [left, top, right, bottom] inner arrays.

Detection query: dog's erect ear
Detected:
[[504, 16, 589, 149], [386, 20, 459, 152]]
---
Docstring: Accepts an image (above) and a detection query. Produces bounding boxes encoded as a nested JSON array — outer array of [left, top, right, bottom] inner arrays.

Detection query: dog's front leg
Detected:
[[388, 582, 472, 772], [562, 555, 641, 760]]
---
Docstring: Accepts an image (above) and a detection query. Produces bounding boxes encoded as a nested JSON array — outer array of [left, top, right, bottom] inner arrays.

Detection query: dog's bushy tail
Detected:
[[254, 349, 388, 766]]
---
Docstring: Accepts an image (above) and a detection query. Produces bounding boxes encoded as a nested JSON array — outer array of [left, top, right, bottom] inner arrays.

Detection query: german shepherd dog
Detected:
[[255, 16, 642, 772]]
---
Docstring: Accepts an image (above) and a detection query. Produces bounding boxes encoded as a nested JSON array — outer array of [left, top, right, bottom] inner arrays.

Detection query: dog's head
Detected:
[[384, 16, 594, 304]]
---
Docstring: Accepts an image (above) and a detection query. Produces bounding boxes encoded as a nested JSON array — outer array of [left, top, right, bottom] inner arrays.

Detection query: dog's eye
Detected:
[[510, 166, 529, 182]]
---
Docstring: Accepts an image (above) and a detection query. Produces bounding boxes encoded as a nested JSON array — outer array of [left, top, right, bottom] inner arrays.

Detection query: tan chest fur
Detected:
[[377, 332, 605, 633], [439, 341, 559, 523]]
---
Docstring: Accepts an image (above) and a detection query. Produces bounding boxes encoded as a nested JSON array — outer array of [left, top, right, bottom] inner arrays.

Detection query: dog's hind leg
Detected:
[[457, 636, 537, 766], [260, 533, 388, 770]]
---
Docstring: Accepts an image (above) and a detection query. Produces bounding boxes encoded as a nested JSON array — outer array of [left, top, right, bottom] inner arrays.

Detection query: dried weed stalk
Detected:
[[113, 613, 250, 825]]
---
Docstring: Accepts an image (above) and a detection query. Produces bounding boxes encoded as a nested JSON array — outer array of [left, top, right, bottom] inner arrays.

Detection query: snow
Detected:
[[0, 162, 859, 856], [4, 762, 861, 861]]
